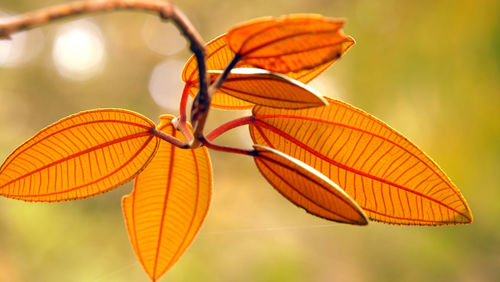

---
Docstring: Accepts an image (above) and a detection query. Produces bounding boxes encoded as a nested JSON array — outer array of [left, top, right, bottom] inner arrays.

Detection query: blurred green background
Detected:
[[0, 0, 499, 281]]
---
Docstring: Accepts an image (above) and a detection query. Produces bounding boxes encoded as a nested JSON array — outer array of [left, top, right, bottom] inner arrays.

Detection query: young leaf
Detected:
[[208, 68, 328, 109], [181, 33, 353, 110], [250, 98, 473, 225], [253, 145, 368, 225], [226, 14, 353, 73], [122, 115, 212, 281], [0, 109, 159, 202]]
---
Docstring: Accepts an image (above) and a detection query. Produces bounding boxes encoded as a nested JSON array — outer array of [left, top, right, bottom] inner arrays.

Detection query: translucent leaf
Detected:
[[250, 98, 473, 225], [183, 81, 254, 111], [0, 109, 159, 202], [285, 40, 353, 83], [122, 115, 212, 281], [208, 68, 327, 109], [181, 33, 353, 110], [254, 145, 367, 225], [226, 14, 353, 73]]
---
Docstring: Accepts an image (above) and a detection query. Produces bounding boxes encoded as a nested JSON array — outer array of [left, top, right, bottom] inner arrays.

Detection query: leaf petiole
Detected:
[[149, 128, 189, 149], [176, 84, 195, 143], [200, 137, 256, 156], [206, 116, 255, 141], [208, 53, 241, 93]]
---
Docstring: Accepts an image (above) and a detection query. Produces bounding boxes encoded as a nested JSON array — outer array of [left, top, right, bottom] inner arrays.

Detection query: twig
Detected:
[[0, 0, 209, 148], [190, 54, 241, 147]]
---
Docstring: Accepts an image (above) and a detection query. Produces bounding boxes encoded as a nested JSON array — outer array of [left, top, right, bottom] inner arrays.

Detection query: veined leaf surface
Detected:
[[250, 98, 473, 225], [254, 145, 367, 225], [208, 68, 328, 109], [226, 14, 353, 73], [0, 109, 159, 202], [122, 115, 212, 281], [181, 33, 353, 110]]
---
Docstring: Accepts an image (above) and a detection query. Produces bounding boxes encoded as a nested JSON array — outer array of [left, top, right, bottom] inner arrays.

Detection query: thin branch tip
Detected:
[[0, 0, 210, 148]]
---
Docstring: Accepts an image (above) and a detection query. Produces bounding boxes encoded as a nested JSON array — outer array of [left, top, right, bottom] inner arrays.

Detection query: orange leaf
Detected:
[[0, 109, 159, 202], [254, 145, 367, 225], [226, 14, 353, 73], [122, 115, 212, 281], [208, 68, 327, 109], [181, 33, 353, 110], [183, 82, 254, 111], [250, 98, 473, 225]]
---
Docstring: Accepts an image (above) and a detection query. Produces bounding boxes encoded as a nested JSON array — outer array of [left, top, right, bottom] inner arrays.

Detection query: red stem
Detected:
[[179, 83, 191, 123], [177, 83, 194, 142], [200, 137, 256, 156], [206, 115, 255, 141]]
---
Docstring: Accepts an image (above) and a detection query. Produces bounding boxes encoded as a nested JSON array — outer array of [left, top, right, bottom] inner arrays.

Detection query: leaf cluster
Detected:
[[0, 8, 472, 282]]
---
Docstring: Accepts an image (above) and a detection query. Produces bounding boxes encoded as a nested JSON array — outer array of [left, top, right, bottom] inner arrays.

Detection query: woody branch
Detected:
[[0, 0, 210, 148]]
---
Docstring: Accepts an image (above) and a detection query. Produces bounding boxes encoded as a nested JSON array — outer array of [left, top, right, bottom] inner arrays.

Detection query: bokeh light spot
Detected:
[[148, 59, 185, 110], [52, 20, 106, 81], [142, 16, 186, 56]]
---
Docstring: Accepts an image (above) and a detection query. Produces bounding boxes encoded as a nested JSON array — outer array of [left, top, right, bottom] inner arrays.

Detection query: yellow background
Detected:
[[0, 0, 498, 281]]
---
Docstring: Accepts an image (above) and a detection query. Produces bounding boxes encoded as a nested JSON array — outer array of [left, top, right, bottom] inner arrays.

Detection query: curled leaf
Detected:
[[254, 145, 368, 225], [226, 14, 353, 73], [181, 32, 353, 110], [250, 98, 473, 225], [122, 115, 212, 281], [0, 109, 159, 202], [208, 68, 327, 109]]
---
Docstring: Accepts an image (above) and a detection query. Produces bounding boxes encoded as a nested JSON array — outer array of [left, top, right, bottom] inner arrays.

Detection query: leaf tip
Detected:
[[461, 208, 474, 224], [342, 36, 355, 53], [358, 213, 370, 226], [449, 190, 473, 225], [253, 145, 369, 225]]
